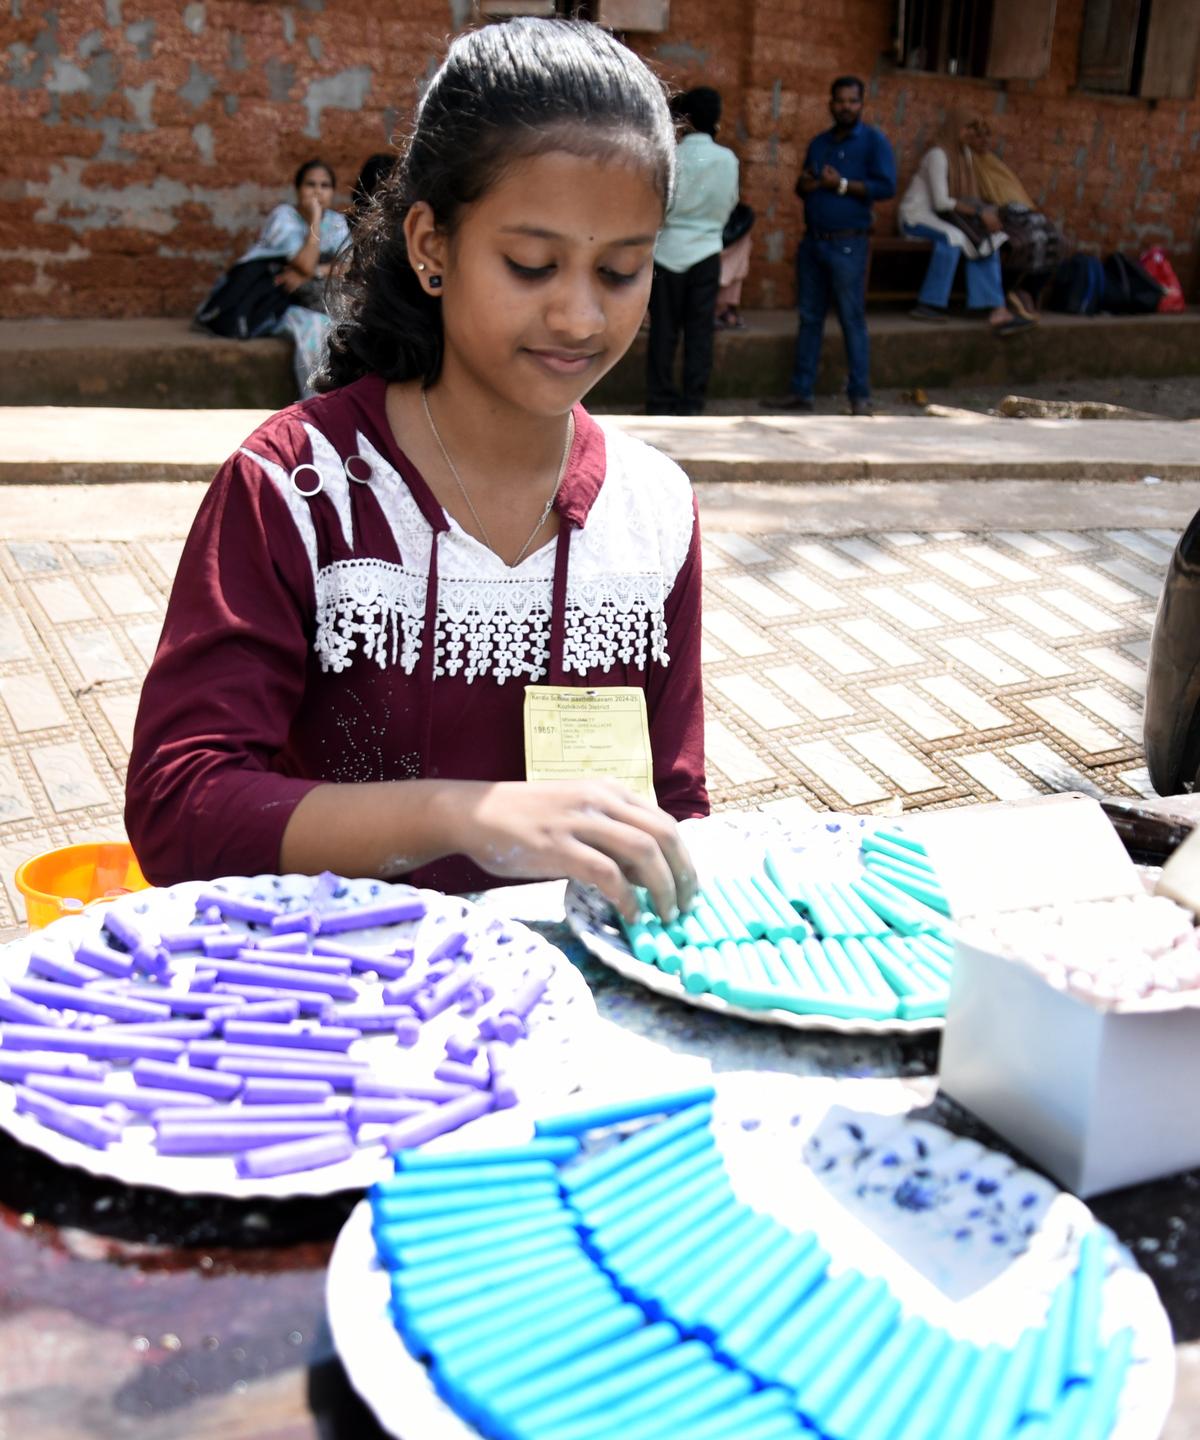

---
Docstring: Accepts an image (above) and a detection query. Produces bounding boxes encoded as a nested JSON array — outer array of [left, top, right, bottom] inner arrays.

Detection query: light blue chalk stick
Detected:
[[1026, 1279, 1074, 1416], [657, 1209, 773, 1319], [679, 944, 715, 993], [841, 936, 904, 1005], [680, 1388, 798, 1440], [614, 1195, 742, 1305], [439, 1286, 621, 1380], [399, 1244, 593, 1330], [852, 1327, 953, 1440], [780, 1275, 894, 1391], [862, 848, 938, 887], [745, 1269, 862, 1378], [719, 1238, 830, 1362], [617, 914, 661, 963], [429, 1272, 616, 1362], [857, 872, 945, 933], [864, 859, 952, 916], [701, 884, 753, 942], [819, 1316, 932, 1439], [566, 1119, 716, 1214], [688, 1221, 801, 1340], [375, 1162, 560, 1196], [385, 1209, 579, 1270], [815, 882, 868, 938], [612, 1367, 756, 1440], [394, 1138, 579, 1170], [535, 1085, 716, 1137], [376, 1196, 566, 1247], [403, 1256, 600, 1353], [513, 1341, 711, 1437], [793, 1285, 902, 1417], [584, 1153, 727, 1253], [373, 1179, 558, 1220], [1029, 1385, 1090, 1440], [394, 1235, 581, 1310], [1076, 1327, 1134, 1440], [1066, 1229, 1105, 1384], [864, 827, 934, 865], [714, 876, 770, 939], [830, 881, 891, 937], [940, 1344, 1010, 1440], [801, 934, 846, 993], [887, 1337, 977, 1440], [763, 845, 804, 902], [563, 1101, 713, 1194], [751, 874, 809, 939], [978, 1329, 1043, 1440]]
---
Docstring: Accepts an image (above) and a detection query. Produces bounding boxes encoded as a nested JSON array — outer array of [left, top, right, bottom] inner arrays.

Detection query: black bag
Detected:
[[935, 205, 1000, 257], [1102, 253, 1165, 315], [722, 202, 755, 249], [194, 257, 292, 339], [999, 204, 1064, 278], [1048, 254, 1105, 315]]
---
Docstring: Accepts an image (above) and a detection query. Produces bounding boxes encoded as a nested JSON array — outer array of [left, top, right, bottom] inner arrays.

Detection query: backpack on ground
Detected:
[[1047, 254, 1105, 315], [1102, 252, 1166, 315], [194, 257, 291, 339]]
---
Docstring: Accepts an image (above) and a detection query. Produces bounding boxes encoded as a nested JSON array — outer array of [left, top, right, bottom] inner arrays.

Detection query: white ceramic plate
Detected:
[[566, 813, 945, 1036], [326, 1072, 1173, 1440], [0, 875, 596, 1199]]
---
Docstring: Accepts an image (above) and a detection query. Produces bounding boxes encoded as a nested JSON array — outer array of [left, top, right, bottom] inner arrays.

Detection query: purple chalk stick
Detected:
[[202, 959, 357, 1002], [221, 1021, 357, 1053], [102, 909, 149, 953], [349, 1097, 431, 1126], [329, 1005, 416, 1034], [202, 933, 248, 958], [422, 928, 469, 967], [434, 1059, 491, 1091], [124, 987, 238, 1016], [412, 967, 474, 1022], [213, 1056, 363, 1087], [445, 1032, 480, 1064], [241, 1077, 334, 1104], [152, 1100, 346, 1124], [157, 925, 231, 953], [381, 975, 425, 1005], [27, 950, 96, 988], [118, 1020, 215, 1040], [268, 910, 318, 936], [353, 1077, 474, 1102], [0, 1025, 184, 1062], [395, 1016, 420, 1047], [312, 940, 411, 978], [132, 1059, 243, 1099], [133, 943, 173, 979], [316, 896, 426, 934], [194, 891, 282, 926], [486, 1043, 518, 1110], [508, 967, 553, 1019], [72, 940, 136, 978], [236, 949, 351, 976], [0, 992, 62, 1027], [235, 1127, 357, 1178], [25, 1074, 217, 1113], [249, 932, 310, 954], [383, 1090, 495, 1152], [211, 983, 330, 1017], [220, 1000, 301, 1025], [0, 1052, 107, 1083], [478, 1009, 524, 1044], [188, 1039, 362, 1070], [154, 1119, 348, 1154], [15, 1086, 122, 1148], [10, 978, 172, 1024]]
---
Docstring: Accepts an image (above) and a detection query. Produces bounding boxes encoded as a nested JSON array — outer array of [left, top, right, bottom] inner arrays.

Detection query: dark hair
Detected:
[[674, 86, 721, 138], [295, 158, 336, 190], [349, 152, 399, 231], [317, 19, 674, 392], [831, 75, 865, 100]]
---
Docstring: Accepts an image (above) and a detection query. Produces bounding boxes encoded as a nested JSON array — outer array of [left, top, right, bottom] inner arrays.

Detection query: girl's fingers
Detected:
[[572, 812, 679, 924], [558, 839, 638, 923], [601, 793, 698, 915]]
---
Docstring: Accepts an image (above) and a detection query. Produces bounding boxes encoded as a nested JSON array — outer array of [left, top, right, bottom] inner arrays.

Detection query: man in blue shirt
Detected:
[[767, 76, 896, 416]]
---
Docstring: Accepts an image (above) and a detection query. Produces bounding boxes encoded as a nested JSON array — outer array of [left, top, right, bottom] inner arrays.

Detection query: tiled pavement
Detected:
[[0, 522, 1177, 932]]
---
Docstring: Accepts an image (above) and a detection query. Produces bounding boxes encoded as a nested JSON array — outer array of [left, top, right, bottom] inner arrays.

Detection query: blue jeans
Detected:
[[903, 223, 1005, 310], [790, 233, 871, 401]]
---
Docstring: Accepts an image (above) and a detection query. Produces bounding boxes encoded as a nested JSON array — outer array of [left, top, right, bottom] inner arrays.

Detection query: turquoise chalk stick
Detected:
[[618, 914, 661, 963], [1077, 1327, 1134, 1440], [719, 1237, 830, 1363], [801, 934, 846, 993], [872, 824, 929, 853], [427, 1270, 615, 1361], [535, 1085, 716, 1137], [978, 1329, 1042, 1440], [763, 845, 804, 903], [613, 1191, 741, 1301], [888, 1337, 977, 1440], [372, 1178, 558, 1219], [691, 896, 729, 944], [678, 943, 713, 993], [687, 1221, 802, 1340], [375, 1196, 564, 1248], [713, 876, 769, 939], [820, 936, 873, 996], [852, 1328, 952, 1440], [864, 859, 952, 916], [395, 1240, 584, 1319], [831, 880, 892, 936], [779, 1275, 894, 1391], [394, 1137, 580, 1169], [799, 880, 854, 938], [376, 1159, 560, 1192], [793, 1285, 901, 1416], [439, 1285, 621, 1381], [939, 1344, 1009, 1440], [700, 883, 753, 942], [863, 829, 934, 868], [700, 1227, 819, 1341], [1026, 1279, 1073, 1416], [610, 1367, 757, 1440], [1066, 1229, 1105, 1384], [564, 1113, 715, 1210], [656, 1207, 771, 1318], [562, 1100, 713, 1194], [819, 1316, 931, 1439], [746, 1269, 860, 1377], [384, 1208, 579, 1270], [582, 1149, 726, 1248], [679, 1389, 798, 1440], [856, 872, 945, 933], [751, 873, 809, 940]]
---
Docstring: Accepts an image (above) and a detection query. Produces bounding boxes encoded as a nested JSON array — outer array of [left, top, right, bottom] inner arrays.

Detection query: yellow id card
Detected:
[[523, 686, 655, 802]]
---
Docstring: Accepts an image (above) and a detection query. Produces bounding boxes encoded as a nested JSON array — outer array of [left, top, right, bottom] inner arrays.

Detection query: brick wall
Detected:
[[2, 0, 1198, 319]]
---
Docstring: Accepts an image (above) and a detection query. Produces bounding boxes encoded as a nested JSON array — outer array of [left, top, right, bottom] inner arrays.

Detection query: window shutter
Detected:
[[986, 0, 1057, 79], [479, 0, 555, 14], [593, 0, 670, 29], [1077, 0, 1141, 93], [1140, 0, 1200, 99]]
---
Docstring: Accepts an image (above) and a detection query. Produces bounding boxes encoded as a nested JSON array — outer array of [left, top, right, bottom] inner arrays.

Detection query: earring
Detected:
[[416, 262, 427, 272], [429, 275, 443, 290]]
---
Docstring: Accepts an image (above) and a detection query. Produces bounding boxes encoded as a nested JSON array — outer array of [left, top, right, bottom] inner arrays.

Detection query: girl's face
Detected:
[[413, 149, 663, 418], [297, 167, 335, 209]]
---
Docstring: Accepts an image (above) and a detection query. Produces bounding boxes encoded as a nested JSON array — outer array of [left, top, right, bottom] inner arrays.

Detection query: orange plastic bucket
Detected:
[[14, 842, 149, 930]]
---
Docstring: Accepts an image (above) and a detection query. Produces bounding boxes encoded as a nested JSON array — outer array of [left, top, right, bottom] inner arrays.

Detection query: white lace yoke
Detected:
[[240, 419, 695, 685]]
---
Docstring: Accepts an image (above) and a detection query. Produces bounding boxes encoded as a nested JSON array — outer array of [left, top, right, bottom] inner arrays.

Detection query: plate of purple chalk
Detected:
[[325, 1074, 1173, 1440], [0, 872, 596, 1198]]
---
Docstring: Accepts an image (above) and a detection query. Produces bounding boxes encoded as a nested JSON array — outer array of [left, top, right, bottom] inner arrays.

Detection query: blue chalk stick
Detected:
[[819, 1316, 932, 1439], [394, 1138, 580, 1169], [852, 1328, 952, 1440], [562, 1101, 713, 1195], [939, 1344, 1010, 1440], [535, 1086, 716, 1137], [1026, 1279, 1073, 1416], [1066, 1229, 1105, 1385], [780, 1276, 895, 1392]]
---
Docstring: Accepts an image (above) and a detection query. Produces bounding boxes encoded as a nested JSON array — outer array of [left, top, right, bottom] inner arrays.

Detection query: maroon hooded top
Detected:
[[125, 375, 708, 892]]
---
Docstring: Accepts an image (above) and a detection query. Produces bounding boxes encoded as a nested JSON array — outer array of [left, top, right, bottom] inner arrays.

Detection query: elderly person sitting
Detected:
[[898, 112, 1031, 334]]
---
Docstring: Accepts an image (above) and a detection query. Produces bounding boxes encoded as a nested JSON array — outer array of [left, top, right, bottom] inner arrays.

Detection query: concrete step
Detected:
[[3, 311, 1199, 411], [2, 406, 1197, 486]]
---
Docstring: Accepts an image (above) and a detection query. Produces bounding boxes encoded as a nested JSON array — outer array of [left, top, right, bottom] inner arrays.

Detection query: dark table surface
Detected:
[[1, 890, 1197, 1440]]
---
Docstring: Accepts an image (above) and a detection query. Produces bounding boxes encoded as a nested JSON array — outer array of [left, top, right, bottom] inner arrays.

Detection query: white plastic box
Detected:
[[910, 797, 1200, 1198]]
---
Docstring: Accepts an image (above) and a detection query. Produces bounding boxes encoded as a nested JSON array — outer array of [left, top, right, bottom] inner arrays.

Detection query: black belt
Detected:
[[809, 229, 869, 241]]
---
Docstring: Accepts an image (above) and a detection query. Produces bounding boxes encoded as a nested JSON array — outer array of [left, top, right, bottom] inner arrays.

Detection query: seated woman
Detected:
[[964, 117, 1065, 320], [196, 159, 350, 398], [898, 113, 1030, 335]]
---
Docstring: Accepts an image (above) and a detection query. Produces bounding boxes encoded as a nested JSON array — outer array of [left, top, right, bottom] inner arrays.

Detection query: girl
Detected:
[[126, 19, 706, 925]]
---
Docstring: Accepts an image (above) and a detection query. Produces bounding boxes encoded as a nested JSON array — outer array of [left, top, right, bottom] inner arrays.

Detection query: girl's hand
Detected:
[[447, 780, 698, 924], [299, 193, 324, 227]]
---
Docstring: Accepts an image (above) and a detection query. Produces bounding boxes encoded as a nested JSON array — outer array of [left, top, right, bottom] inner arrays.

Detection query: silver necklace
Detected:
[[421, 389, 574, 568]]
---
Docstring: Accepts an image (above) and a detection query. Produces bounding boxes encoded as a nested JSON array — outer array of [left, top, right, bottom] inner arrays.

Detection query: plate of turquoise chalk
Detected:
[[326, 1074, 1173, 1440], [565, 813, 956, 1035]]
